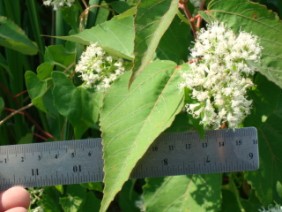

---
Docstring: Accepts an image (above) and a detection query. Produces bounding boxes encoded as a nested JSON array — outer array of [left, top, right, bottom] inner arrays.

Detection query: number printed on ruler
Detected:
[[0, 127, 259, 190], [132, 127, 259, 178]]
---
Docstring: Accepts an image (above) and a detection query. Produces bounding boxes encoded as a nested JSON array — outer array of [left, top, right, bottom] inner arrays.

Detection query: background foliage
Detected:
[[0, 0, 282, 211]]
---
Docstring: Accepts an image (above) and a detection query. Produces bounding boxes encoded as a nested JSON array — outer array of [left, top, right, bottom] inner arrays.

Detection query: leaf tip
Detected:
[[128, 73, 136, 88]]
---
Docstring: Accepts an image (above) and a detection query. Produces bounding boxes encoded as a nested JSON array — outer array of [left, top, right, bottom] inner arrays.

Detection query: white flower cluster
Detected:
[[75, 43, 125, 91], [180, 22, 262, 129], [43, 0, 75, 10], [259, 204, 282, 212]]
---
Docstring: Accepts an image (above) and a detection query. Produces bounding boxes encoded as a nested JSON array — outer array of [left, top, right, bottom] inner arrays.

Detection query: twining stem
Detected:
[[79, 0, 102, 31], [1, 103, 55, 140], [79, 4, 114, 31], [34, 133, 50, 141], [200, 0, 206, 10], [0, 103, 33, 126], [178, 0, 197, 38], [14, 90, 28, 99]]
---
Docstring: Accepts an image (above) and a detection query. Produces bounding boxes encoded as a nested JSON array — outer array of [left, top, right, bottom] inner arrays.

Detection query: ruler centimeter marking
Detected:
[[0, 127, 259, 190]]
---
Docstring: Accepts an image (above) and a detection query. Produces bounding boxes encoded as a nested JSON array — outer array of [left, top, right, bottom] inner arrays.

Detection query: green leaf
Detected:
[[38, 187, 62, 212], [25, 71, 58, 116], [61, 4, 81, 31], [130, 0, 179, 84], [142, 175, 222, 211], [244, 74, 282, 205], [240, 190, 263, 212], [59, 185, 86, 212], [18, 133, 33, 144], [57, 16, 134, 60], [165, 112, 193, 132], [156, 16, 192, 63], [221, 189, 241, 212], [25, 71, 48, 112], [52, 72, 103, 138], [118, 180, 140, 212], [44, 45, 76, 69], [25, 45, 76, 114], [81, 182, 103, 192], [80, 192, 100, 212], [202, 0, 282, 88], [110, 1, 133, 14], [221, 174, 262, 212], [37, 62, 53, 80], [0, 16, 38, 55], [100, 60, 184, 211]]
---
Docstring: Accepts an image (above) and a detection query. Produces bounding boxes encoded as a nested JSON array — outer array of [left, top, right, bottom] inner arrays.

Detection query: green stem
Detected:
[[55, 10, 64, 45], [86, 0, 102, 28], [26, 0, 44, 60], [3, 0, 20, 24]]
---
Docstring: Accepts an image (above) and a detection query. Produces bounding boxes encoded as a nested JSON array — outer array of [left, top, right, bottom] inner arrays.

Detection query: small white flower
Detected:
[[180, 22, 262, 129], [75, 43, 125, 91], [106, 56, 113, 63], [218, 108, 227, 119], [114, 59, 124, 68], [43, 0, 75, 10]]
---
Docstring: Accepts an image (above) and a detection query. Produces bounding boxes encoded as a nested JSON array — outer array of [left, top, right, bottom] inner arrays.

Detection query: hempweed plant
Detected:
[[1, 0, 281, 211], [180, 22, 262, 129], [75, 43, 125, 91]]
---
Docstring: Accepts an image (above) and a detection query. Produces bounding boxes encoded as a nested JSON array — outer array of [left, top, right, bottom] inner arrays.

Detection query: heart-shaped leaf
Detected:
[[52, 72, 103, 138]]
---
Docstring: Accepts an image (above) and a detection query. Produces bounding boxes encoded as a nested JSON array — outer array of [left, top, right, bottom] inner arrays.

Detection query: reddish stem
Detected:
[[14, 90, 28, 98], [3, 105, 55, 140], [200, 0, 206, 10], [197, 0, 206, 29], [179, 0, 197, 38], [33, 133, 50, 141]]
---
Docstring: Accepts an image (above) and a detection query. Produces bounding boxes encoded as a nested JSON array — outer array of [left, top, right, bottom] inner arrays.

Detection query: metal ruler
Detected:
[[0, 127, 259, 190]]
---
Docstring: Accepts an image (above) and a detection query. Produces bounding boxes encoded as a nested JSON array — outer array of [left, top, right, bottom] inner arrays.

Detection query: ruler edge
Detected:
[[0, 127, 259, 189], [0, 126, 259, 169], [0, 126, 258, 150]]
